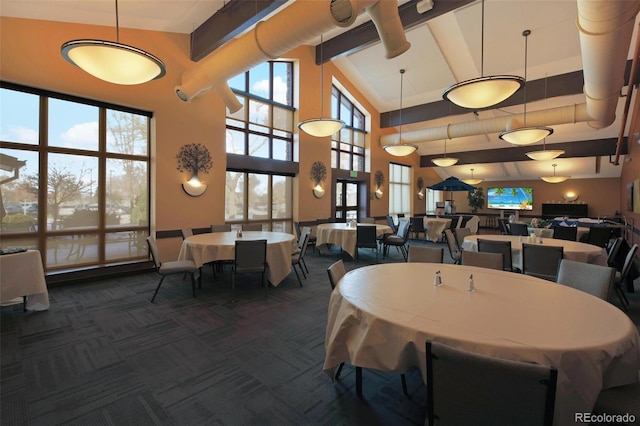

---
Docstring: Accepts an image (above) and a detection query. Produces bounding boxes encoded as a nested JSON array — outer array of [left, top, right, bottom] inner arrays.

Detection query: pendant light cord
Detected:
[[399, 69, 405, 143], [480, 0, 485, 78], [115, 0, 120, 43], [522, 29, 531, 125], [320, 34, 325, 116]]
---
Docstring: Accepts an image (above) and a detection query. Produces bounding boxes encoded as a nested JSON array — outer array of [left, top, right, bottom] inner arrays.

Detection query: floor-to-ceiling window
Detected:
[[389, 162, 411, 218], [225, 61, 295, 231], [330, 85, 366, 172], [0, 83, 150, 272]]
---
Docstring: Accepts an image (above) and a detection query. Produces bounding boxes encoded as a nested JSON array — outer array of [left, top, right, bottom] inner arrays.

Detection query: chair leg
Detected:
[[293, 264, 303, 287], [150, 276, 166, 303], [401, 373, 408, 396], [190, 273, 196, 298], [299, 262, 307, 279], [335, 362, 345, 379], [23, 296, 27, 312], [262, 272, 267, 299], [231, 269, 237, 302], [614, 285, 629, 312], [301, 257, 309, 274], [356, 366, 363, 398]]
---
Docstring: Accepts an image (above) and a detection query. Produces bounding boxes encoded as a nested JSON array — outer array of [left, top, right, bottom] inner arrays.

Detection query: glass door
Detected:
[[335, 180, 359, 222]]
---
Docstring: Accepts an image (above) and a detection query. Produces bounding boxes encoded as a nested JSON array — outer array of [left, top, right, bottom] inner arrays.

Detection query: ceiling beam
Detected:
[[419, 138, 627, 167], [190, 0, 288, 61], [318, 0, 475, 64]]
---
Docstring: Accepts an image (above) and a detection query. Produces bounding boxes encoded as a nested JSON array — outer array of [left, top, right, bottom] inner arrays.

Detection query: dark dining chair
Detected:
[[383, 218, 411, 260], [407, 245, 443, 263], [553, 226, 577, 241], [461, 250, 503, 270], [356, 225, 379, 262], [509, 222, 529, 236], [426, 340, 557, 426], [454, 227, 471, 248], [291, 229, 311, 286], [409, 216, 426, 240], [583, 226, 612, 248], [477, 238, 515, 272], [232, 239, 268, 300], [147, 236, 198, 303], [443, 229, 461, 264], [521, 243, 563, 282]]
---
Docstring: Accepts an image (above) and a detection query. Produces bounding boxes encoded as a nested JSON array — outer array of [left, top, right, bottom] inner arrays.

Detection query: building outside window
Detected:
[[389, 162, 411, 218], [0, 84, 150, 272], [225, 62, 295, 232], [330, 85, 366, 172]]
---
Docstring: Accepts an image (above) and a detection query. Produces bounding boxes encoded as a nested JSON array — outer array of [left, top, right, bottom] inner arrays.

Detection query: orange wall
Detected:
[[0, 17, 422, 256]]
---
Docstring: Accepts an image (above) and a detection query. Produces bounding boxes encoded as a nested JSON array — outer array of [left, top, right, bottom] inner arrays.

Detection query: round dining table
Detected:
[[315, 223, 393, 258], [178, 231, 297, 286], [323, 263, 640, 426], [461, 234, 608, 270]]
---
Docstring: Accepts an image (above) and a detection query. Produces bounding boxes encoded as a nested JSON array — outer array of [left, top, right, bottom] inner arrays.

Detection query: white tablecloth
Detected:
[[422, 218, 452, 242], [528, 227, 554, 238], [0, 250, 49, 310], [178, 231, 297, 286], [316, 223, 392, 258], [461, 234, 608, 270], [323, 263, 640, 426]]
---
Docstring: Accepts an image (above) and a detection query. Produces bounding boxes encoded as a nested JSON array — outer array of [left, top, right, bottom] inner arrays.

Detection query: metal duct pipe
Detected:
[[176, 0, 410, 109], [380, 104, 591, 145], [380, 0, 640, 148], [577, 0, 640, 128]]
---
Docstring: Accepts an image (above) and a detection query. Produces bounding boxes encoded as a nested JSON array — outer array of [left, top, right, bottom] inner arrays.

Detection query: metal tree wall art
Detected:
[[310, 161, 327, 198], [177, 143, 212, 196], [374, 170, 385, 198], [417, 177, 425, 199]]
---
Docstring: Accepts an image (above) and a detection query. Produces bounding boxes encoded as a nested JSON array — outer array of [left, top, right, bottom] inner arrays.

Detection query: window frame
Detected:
[[331, 85, 367, 172]]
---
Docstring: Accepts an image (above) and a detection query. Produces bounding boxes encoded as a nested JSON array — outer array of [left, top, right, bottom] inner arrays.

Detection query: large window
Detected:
[[389, 163, 411, 217], [224, 62, 295, 232], [331, 86, 366, 172], [226, 61, 294, 161], [225, 171, 293, 231], [0, 84, 150, 271]]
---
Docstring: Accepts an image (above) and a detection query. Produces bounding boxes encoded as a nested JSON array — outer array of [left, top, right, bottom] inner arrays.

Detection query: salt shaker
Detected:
[[468, 273, 475, 292], [434, 270, 443, 287]]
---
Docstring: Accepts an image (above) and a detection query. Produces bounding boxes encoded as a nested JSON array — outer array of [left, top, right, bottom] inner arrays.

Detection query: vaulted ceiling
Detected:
[[2, 0, 638, 182]]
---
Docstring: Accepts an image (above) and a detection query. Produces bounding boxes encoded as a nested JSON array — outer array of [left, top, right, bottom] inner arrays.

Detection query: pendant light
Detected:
[[384, 69, 418, 156], [298, 35, 345, 137], [61, 0, 166, 85], [540, 163, 570, 183], [525, 75, 564, 160], [442, 0, 524, 109], [431, 137, 458, 167], [499, 30, 553, 145], [462, 168, 483, 185]]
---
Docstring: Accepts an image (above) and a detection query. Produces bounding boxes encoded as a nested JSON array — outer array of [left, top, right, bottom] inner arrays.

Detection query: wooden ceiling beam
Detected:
[[318, 0, 474, 64], [190, 0, 287, 61], [419, 138, 627, 167]]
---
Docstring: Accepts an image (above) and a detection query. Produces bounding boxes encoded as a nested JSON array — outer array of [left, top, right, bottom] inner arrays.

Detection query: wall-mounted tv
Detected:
[[487, 187, 533, 210]]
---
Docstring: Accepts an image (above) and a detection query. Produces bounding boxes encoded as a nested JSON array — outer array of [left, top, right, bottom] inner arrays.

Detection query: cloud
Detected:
[[252, 77, 290, 105], [60, 122, 99, 149], [2, 126, 38, 144]]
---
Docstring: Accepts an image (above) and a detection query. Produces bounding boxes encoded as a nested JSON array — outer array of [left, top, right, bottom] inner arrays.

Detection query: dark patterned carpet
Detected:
[[2, 236, 639, 426]]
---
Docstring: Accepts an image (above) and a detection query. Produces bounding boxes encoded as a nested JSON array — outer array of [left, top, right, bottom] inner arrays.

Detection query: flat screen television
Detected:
[[487, 187, 533, 210]]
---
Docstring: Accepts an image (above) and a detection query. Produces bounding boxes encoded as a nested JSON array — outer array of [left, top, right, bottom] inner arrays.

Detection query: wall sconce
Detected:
[[177, 143, 212, 197], [310, 161, 327, 199], [563, 191, 579, 202], [313, 183, 326, 199], [417, 177, 425, 199], [374, 170, 385, 199]]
